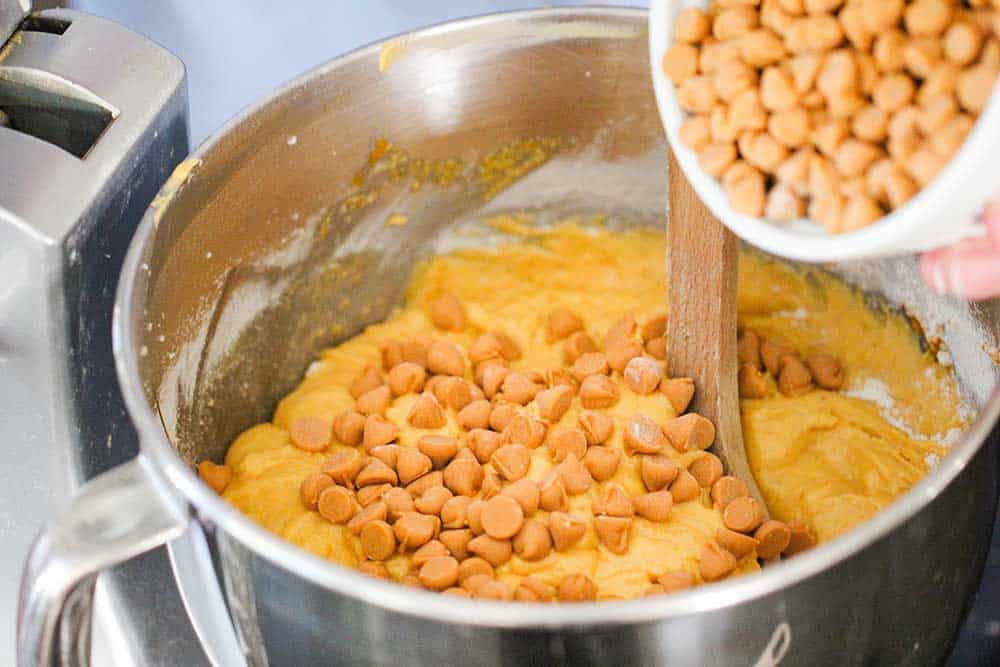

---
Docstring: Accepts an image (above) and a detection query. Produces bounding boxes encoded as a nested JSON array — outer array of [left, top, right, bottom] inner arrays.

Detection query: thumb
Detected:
[[921, 236, 1000, 300]]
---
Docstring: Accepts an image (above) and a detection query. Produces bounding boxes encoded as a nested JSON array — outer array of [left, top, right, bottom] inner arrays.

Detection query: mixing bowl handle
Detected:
[[17, 456, 188, 667]]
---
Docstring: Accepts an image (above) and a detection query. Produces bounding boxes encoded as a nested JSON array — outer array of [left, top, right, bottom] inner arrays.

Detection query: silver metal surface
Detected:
[[0, 8, 189, 666], [0, 0, 28, 46], [18, 6, 1000, 666], [18, 458, 188, 667]]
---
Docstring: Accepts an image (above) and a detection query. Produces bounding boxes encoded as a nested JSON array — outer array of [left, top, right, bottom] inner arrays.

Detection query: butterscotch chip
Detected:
[[572, 352, 610, 382], [356, 385, 392, 417], [400, 574, 422, 588], [412, 539, 450, 568], [426, 375, 450, 404], [481, 472, 502, 502], [723, 496, 765, 533], [564, 331, 599, 364], [491, 444, 530, 482], [442, 377, 475, 411], [383, 487, 415, 522], [468, 429, 503, 464], [415, 485, 453, 516], [403, 337, 433, 368], [670, 470, 701, 503], [805, 353, 844, 389], [583, 446, 622, 482], [501, 415, 547, 449], [481, 496, 525, 539], [502, 479, 540, 514], [362, 415, 399, 451], [349, 364, 384, 400], [624, 356, 664, 395], [419, 556, 460, 591], [717, 527, 759, 559], [604, 315, 638, 348], [469, 333, 504, 364], [442, 587, 470, 597], [536, 385, 574, 422], [356, 483, 392, 507], [660, 377, 695, 415], [549, 512, 587, 551], [546, 308, 584, 342], [640, 314, 667, 343], [358, 561, 390, 579], [467, 534, 513, 566], [558, 574, 597, 602], [578, 412, 614, 445], [578, 374, 620, 409], [755, 520, 793, 559], [414, 435, 457, 470], [406, 470, 443, 498], [645, 336, 667, 360], [784, 520, 816, 556], [515, 576, 553, 601], [633, 491, 673, 522], [488, 330, 522, 361], [711, 477, 749, 511], [290, 416, 332, 452], [356, 459, 398, 487], [427, 341, 465, 377], [593, 483, 635, 518], [474, 580, 515, 600], [361, 520, 397, 561], [557, 454, 594, 495], [778, 355, 814, 396], [760, 339, 791, 376], [500, 372, 541, 405], [513, 520, 553, 561], [662, 413, 715, 452], [594, 516, 631, 554], [394, 512, 440, 551], [657, 570, 695, 593], [699, 541, 737, 582], [369, 444, 400, 470], [457, 400, 492, 430], [479, 363, 508, 400], [606, 339, 644, 374], [300, 473, 334, 509], [546, 367, 578, 391], [380, 340, 404, 371], [332, 411, 366, 447], [739, 363, 769, 398], [466, 499, 486, 535], [440, 496, 472, 528], [737, 329, 762, 370], [395, 449, 432, 485], [429, 292, 466, 331], [458, 557, 494, 585], [688, 453, 724, 488], [461, 573, 494, 594], [443, 457, 484, 497], [641, 455, 680, 491], [624, 414, 668, 454], [439, 528, 473, 561], [408, 392, 447, 429], [546, 428, 587, 464], [538, 474, 569, 513]]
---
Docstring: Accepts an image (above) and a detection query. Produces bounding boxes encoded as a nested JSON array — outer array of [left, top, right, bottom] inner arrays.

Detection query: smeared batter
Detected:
[[220, 223, 964, 598]]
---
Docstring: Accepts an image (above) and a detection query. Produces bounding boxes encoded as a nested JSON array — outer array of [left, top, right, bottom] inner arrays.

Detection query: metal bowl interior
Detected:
[[114, 7, 1000, 628]]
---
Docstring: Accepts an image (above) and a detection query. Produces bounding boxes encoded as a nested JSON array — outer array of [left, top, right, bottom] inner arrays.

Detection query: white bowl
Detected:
[[649, 0, 1000, 263]]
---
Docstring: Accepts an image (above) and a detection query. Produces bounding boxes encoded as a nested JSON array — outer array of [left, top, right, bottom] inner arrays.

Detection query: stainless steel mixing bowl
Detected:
[[18, 8, 1000, 666]]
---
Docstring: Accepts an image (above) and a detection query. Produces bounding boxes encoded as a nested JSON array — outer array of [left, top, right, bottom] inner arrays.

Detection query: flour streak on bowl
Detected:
[[649, 0, 999, 262]]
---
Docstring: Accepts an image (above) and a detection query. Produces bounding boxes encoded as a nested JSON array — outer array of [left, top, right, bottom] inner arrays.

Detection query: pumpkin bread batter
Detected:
[[200, 223, 965, 601]]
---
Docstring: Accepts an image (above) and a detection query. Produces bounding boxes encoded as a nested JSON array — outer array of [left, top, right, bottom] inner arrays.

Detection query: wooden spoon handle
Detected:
[[666, 149, 769, 514]]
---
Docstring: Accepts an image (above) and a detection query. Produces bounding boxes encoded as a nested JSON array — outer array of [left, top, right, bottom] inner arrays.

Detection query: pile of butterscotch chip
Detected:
[[662, 0, 1000, 233]]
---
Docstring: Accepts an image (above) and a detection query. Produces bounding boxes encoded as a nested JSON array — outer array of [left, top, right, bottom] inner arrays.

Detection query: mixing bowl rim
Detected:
[[112, 6, 1000, 629]]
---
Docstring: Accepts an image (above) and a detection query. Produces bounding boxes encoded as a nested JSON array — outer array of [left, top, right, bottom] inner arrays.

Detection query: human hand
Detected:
[[920, 202, 1000, 300]]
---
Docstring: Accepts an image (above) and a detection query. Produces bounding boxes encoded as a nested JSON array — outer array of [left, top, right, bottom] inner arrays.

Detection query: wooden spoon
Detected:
[[665, 149, 769, 514]]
